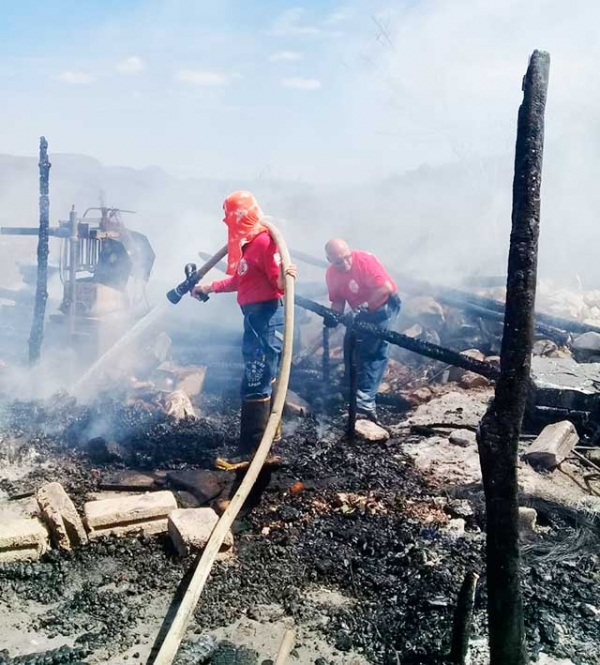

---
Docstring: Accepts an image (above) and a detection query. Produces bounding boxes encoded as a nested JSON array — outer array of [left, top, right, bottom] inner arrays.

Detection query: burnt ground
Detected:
[[0, 390, 600, 665]]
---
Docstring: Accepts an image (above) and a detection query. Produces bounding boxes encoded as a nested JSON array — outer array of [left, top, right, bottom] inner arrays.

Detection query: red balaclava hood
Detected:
[[222, 191, 268, 274]]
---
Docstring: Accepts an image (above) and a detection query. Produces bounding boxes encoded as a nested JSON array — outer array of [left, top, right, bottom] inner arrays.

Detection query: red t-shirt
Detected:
[[212, 231, 283, 306], [326, 250, 397, 310]]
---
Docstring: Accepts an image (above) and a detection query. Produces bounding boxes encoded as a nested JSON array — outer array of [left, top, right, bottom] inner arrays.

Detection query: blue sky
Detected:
[[0, 0, 597, 182]]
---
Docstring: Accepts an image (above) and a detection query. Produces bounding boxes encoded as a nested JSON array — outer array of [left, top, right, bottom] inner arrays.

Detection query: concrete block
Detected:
[[168, 508, 233, 557], [36, 482, 88, 550], [518, 507, 538, 536], [524, 421, 579, 469], [354, 419, 390, 442], [84, 490, 177, 539], [0, 517, 49, 562]]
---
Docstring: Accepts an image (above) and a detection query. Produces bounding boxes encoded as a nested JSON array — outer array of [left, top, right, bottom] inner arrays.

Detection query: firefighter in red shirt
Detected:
[[324, 238, 401, 422], [193, 191, 297, 459]]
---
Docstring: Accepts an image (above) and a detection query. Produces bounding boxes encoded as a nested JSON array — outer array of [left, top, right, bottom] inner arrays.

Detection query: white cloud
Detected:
[[282, 77, 322, 91], [270, 51, 303, 62], [270, 8, 341, 37], [324, 8, 354, 25], [56, 71, 94, 84], [116, 56, 146, 75], [176, 69, 229, 86]]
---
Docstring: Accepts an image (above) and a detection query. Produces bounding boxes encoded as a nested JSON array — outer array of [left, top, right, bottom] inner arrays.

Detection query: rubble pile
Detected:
[[2, 278, 600, 663], [0, 386, 598, 664]]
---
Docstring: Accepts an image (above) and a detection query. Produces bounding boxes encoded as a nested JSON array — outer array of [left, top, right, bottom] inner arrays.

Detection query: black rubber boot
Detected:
[[239, 396, 271, 457]]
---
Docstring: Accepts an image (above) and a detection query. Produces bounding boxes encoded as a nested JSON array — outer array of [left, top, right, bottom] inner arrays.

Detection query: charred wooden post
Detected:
[[294, 295, 500, 380], [347, 328, 358, 437], [322, 325, 331, 384], [28, 136, 51, 364], [449, 571, 480, 664], [476, 50, 550, 665]]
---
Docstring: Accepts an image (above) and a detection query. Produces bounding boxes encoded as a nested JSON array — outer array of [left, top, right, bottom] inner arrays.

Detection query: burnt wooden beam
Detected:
[[28, 137, 51, 364], [477, 50, 550, 665], [294, 295, 500, 380]]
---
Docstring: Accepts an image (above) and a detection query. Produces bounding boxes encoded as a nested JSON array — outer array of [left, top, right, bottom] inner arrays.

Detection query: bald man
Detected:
[[325, 239, 401, 422]]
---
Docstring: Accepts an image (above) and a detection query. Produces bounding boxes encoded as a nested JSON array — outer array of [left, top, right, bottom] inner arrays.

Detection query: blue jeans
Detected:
[[345, 298, 400, 414], [240, 299, 284, 398]]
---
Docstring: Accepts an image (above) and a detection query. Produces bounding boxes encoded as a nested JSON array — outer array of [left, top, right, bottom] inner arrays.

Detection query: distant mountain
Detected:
[[1, 135, 598, 291]]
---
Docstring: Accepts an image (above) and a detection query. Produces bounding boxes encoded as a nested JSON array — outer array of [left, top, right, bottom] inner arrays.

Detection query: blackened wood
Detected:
[[294, 295, 499, 380], [347, 328, 358, 437], [476, 50, 550, 665], [28, 137, 51, 364], [322, 325, 331, 384], [449, 571, 480, 664]]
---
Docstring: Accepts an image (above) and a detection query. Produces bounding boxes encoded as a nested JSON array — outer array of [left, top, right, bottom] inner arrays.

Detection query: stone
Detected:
[[176, 491, 201, 509], [531, 356, 600, 412], [580, 603, 600, 617], [523, 421, 579, 469], [448, 349, 487, 382], [447, 499, 474, 520], [518, 507, 538, 536], [166, 470, 225, 504], [100, 470, 161, 492], [164, 390, 196, 421], [284, 390, 310, 417], [0, 517, 49, 562], [448, 429, 476, 447], [459, 371, 492, 389], [407, 387, 433, 406], [168, 507, 233, 557], [533, 339, 559, 357], [572, 331, 600, 363], [587, 450, 600, 465], [443, 518, 466, 539], [36, 482, 88, 550], [402, 295, 445, 329], [354, 419, 390, 442], [84, 490, 177, 539], [176, 367, 207, 397]]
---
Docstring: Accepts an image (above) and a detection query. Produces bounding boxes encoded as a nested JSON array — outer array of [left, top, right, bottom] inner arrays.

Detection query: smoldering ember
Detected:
[[1, 52, 600, 665]]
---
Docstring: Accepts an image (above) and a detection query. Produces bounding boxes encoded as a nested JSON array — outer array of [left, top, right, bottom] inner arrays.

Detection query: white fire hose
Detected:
[[150, 221, 295, 665]]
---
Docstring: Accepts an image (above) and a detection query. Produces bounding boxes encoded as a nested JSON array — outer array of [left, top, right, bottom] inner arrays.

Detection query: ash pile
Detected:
[[1, 273, 600, 665]]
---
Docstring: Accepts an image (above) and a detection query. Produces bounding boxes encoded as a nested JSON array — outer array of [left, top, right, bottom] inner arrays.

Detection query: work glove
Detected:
[[353, 304, 370, 324], [323, 313, 339, 329]]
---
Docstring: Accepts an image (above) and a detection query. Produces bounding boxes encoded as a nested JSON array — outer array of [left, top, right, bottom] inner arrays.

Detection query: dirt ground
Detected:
[[1, 385, 599, 665]]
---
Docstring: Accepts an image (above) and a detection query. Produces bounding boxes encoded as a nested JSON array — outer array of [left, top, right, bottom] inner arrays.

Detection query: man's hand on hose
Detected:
[[285, 264, 298, 279], [191, 283, 213, 300]]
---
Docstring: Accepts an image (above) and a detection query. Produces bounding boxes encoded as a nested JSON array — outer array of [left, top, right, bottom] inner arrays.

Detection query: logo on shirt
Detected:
[[274, 252, 282, 266], [348, 279, 359, 294], [237, 259, 249, 276]]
